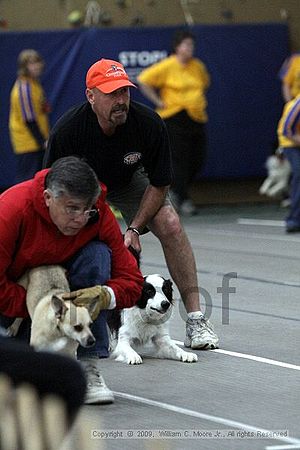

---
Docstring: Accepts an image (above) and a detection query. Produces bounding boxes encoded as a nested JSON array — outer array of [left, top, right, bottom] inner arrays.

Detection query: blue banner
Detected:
[[0, 24, 289, 189]]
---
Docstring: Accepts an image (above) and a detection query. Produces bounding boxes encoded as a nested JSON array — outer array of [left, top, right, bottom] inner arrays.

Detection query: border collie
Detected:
[[111, 274, 198, 364]]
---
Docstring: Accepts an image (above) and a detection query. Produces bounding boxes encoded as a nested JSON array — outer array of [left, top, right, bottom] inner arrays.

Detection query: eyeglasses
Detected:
[[64, 205, 99, 219], [47, 190, 99, 219]]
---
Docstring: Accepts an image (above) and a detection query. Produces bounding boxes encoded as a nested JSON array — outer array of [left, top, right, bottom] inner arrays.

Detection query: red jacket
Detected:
[[0, 169, 143, 317]]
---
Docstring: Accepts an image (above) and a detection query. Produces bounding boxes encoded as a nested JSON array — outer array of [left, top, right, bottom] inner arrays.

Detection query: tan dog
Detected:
[[7, 265, 97, 357]]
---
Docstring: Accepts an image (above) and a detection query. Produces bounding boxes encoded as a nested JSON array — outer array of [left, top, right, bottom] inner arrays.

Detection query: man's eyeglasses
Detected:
[[47, 190, 99, 219], [64, 205, 99, 219]]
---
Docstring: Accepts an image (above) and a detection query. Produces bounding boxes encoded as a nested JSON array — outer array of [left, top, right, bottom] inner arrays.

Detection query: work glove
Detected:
[[62, 285, 111, 320]]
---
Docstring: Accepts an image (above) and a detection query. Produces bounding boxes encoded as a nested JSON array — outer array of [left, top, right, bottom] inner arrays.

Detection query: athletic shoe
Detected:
[[184, 317, 219, 349], [80, 359, 114, 404]]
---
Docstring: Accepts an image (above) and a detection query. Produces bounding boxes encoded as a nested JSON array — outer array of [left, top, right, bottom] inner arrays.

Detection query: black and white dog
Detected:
[[110, 274, 198, 365]]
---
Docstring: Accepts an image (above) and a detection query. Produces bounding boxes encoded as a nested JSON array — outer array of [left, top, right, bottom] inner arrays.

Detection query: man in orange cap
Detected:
[[44, 58, 219, 351]]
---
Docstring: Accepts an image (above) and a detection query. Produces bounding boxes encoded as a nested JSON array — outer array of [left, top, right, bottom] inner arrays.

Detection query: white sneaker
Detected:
[[184, 317, 219, 349], [80, 359, 114, 404]]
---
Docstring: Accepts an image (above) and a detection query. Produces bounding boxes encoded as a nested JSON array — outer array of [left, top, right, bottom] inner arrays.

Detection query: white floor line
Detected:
[[113, 391, 300, 447], [238, 218, 285, 227], [172, 340, 300, 371], [203, 229, 300, 242], [266, 445, 300, 449]]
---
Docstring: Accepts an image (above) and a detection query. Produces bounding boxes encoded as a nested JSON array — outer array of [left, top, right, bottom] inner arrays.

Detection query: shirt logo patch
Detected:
[[124, 152, 142, 165]]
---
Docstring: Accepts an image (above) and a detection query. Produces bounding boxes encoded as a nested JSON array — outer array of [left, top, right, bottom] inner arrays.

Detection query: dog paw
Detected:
[[126, 353, 143, 365], [180, 351, 198, 363], [114, 351, 143, 365]]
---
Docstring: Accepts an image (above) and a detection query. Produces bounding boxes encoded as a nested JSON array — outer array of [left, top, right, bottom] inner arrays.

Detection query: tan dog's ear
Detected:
[[51, 295, 68, 318], [85, 297, 100, 321]]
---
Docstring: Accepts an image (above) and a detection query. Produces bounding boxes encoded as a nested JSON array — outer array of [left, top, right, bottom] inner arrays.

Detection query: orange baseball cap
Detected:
[[86, 59, 136, 93]]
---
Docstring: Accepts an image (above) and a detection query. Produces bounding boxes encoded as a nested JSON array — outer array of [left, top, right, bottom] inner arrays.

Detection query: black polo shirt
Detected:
[[44, 101, 173, 191]]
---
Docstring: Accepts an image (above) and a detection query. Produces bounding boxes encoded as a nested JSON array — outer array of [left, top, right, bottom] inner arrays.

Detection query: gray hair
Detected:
[[45, 156, 101, 203]]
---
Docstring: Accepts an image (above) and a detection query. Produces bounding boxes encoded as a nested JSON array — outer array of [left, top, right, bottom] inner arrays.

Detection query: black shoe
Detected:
[[286, 226, 300, 233]]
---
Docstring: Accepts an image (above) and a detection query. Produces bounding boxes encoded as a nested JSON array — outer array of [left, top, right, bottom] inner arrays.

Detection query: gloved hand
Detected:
[[62, 285, 111, 320]]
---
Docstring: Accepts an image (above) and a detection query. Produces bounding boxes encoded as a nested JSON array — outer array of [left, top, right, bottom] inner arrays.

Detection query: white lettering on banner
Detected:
[[119, 50, 168, 67]]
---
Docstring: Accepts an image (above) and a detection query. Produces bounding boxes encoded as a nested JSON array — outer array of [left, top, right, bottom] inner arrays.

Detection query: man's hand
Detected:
[[124, 228, 141, 254], [62, 285, 111, 320]]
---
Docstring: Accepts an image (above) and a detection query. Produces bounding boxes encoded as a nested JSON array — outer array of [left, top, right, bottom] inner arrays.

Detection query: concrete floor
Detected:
[[69, 203, 300, 450]]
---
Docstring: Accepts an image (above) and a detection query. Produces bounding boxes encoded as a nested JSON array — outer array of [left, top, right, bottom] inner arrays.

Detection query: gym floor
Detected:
[[73, 202, 300, 450]]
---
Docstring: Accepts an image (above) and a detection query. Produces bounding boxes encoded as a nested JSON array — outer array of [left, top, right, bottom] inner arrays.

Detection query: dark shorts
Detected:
[[106, 167, 172, 229]]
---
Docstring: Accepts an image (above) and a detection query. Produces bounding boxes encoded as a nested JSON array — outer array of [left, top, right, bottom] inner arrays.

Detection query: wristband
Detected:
[[126, 226, 140, 236]]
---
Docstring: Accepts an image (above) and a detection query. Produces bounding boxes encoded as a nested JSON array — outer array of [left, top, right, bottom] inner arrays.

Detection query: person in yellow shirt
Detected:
[[277, 94, 300, 232], [138, 29, 210, 215], [9, 49, 50, 183], [280, 53, 300, 102]]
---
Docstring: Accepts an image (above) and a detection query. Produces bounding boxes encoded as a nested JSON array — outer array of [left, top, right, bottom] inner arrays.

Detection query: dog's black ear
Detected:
[[51, 295, 68, 318], [162, 279, 174, 303], [136, 281, 155, 309]]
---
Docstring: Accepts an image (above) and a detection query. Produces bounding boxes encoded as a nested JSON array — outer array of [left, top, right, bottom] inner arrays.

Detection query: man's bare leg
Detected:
[[149, 205, 219, 349]]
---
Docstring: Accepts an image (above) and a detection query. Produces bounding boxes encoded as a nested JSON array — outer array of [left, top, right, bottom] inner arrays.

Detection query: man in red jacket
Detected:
[[0, 156, 143, 405]]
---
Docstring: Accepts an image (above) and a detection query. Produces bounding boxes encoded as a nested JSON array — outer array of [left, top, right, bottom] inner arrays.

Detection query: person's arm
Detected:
[[282, 82, 292, 103], [281, 99, 300, 145], [138, 59, 167, 108], [138, 82, 164, 109], [25, 120, 46, 148], [280, 56, 300, 102], [124, 184, 169, 252], [0, 194, 28, 317], [124, 108, 173, 253], [65, 204, 144, 311], [101, 206, 144, 308], [18, 79, 46, 148]]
